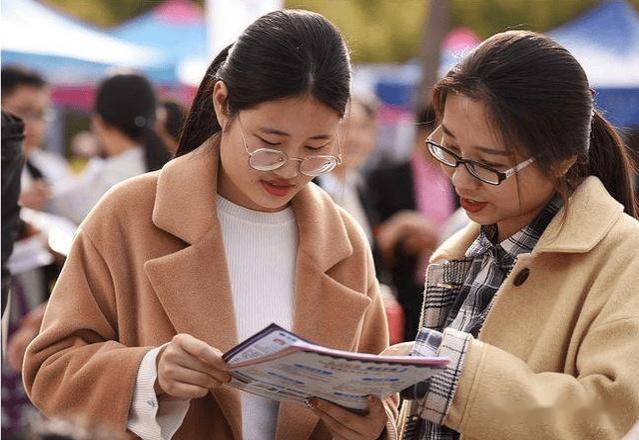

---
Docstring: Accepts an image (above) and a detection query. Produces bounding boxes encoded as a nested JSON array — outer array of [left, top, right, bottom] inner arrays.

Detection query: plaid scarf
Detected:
[[404, 195, 562, 440]]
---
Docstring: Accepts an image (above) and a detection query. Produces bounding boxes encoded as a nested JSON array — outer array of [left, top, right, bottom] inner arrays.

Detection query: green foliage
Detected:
[[44, 0, 639, 62], [285, 0, 427, 62], [287, 0, 639, 62], [450, 0, 601, 38], [43, 0, 204, 28]]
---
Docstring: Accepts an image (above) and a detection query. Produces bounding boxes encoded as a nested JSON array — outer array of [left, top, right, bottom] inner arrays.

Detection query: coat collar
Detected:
[[146, 138, 367, 439], [152, 137, 353, 271], [431, 176, 624, 262]]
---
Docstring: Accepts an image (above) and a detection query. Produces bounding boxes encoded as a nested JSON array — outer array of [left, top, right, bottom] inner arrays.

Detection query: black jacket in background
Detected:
[[367, 161, 423, 341], [1, 111, 25, 316]]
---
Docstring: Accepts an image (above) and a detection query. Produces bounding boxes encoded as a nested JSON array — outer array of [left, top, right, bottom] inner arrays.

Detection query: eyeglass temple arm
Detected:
[[502, 157, 536, 178]]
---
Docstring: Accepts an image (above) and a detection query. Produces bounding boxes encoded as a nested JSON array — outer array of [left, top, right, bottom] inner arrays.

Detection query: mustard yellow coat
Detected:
[[399, 176, 639, 440], [24, 141, 397, 439]]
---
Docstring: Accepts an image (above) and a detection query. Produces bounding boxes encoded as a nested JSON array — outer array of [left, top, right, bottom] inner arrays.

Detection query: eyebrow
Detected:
[[258, 127, 332, 141], [441, 124, 511, 157]]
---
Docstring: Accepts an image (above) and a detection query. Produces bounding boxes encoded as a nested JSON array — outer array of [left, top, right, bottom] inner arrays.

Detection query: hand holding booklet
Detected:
[[222, 323, 449, 412]]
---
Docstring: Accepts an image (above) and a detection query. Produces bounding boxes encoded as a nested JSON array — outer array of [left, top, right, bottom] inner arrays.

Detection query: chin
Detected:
[[254, 196, 292, 212]]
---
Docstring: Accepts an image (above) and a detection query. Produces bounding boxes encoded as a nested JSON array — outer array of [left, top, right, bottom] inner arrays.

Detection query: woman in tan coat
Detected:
[[23, 10, 396, 440], [392, 31, 639, 439]]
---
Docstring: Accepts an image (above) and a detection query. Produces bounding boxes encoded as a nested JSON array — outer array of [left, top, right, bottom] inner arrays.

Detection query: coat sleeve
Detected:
[[23, 227, 151, 432], [445, 316, 639, 439]]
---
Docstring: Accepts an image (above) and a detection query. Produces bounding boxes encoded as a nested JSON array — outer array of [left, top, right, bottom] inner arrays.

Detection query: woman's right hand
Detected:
[[155, 333, 231, 400]]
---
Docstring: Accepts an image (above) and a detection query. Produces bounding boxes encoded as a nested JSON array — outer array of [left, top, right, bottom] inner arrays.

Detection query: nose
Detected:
[[450, 163, 480, 193], [273, 159, 300, 179]]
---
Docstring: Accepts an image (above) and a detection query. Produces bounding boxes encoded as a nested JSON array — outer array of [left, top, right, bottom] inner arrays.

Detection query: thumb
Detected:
[[367, 395, 385, 416]]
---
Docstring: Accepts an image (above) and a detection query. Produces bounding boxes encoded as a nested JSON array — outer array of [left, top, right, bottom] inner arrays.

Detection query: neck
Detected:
[[331, 167, 350, 182], [102, 131, 139, 157]]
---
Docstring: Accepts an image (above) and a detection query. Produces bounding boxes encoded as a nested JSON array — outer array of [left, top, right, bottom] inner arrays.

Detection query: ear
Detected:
[[91, 114, 108, 138], [553, 155, 578, 177], [212, 81, 230, 129]]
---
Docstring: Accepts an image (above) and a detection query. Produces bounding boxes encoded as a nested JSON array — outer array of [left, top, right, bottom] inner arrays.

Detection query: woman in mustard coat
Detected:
[[394, 30, 639, 440]]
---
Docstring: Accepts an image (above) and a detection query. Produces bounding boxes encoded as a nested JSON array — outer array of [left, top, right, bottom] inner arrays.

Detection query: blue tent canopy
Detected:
[[110, 0, 208, 85], [549, 0, 639, 61], [549, 0, 639, 127], [366, 1, 639, 128]]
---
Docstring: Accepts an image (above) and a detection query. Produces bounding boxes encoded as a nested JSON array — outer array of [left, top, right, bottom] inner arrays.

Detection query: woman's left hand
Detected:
[[308, 395, 387, 440]]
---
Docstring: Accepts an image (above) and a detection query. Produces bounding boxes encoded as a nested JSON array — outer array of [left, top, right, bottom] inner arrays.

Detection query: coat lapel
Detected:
[[276, 184, 373, 439], [146, 139, 375, 440], [144, 139, 242, 439]]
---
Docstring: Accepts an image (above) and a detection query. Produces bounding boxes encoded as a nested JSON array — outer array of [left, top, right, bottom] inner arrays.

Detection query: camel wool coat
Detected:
[[399, 176, 639, 439], [23, 141, 397, 439]]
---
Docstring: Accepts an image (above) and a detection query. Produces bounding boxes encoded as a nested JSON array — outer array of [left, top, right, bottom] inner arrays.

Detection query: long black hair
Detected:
[[95, 73, 169, 171], [176, 9, 351, 157], [433, 30, 637, 218]]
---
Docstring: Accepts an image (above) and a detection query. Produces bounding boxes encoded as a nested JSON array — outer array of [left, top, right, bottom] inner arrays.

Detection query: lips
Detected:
[[460, 197, 488, 213], [261, 179, 295, 197]]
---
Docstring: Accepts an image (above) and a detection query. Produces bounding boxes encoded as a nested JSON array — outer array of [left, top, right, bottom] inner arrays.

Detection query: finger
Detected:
[[170, 344, 231, 382], [313, 407, 362, 440], [163, 364, 225, 389], [380, 341, 414, 356], [367, 395, 386, 418], [161, 380, 209, 400], [313, 399, 364, 431], [173, 334, 228, 370]]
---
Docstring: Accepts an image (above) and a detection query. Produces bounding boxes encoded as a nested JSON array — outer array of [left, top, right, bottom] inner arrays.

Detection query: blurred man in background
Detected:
[[1, 66, 72, 210]]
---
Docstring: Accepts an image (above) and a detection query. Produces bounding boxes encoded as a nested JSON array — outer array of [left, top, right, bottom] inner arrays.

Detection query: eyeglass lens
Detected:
[[249, 149, 338, 176]]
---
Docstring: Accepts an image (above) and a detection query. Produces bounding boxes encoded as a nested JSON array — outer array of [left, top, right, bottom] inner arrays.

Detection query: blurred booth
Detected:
[[356, 0, 639, 165], [548, 0, 639, 129]]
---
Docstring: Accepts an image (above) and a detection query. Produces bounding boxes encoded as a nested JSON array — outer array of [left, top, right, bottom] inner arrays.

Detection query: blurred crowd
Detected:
[[0, 65, 187, 437]]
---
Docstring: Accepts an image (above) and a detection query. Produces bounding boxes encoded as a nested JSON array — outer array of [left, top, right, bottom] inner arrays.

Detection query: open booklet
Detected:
[[222, 323, 449, 412]]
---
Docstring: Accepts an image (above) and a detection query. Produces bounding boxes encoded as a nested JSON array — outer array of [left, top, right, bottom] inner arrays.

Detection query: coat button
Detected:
[[513, 268, 530, 286]]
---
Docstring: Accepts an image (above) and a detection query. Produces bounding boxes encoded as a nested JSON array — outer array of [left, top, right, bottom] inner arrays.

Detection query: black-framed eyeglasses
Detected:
[[237, 115, 342, 177], [426, 126, 535, 185]]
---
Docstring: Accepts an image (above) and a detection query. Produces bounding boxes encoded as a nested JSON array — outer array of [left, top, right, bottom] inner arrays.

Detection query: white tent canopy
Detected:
[[1, 0, 169, 84]]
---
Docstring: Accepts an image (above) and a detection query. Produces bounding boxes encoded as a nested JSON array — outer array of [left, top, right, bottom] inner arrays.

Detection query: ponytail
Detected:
[[176, 45, 232, 157], [142, 126, 170, 171], [588, 110, 637, 218]]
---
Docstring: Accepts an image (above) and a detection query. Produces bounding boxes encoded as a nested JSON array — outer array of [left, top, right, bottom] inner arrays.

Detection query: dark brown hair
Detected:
[[432, 30, 637, 218], [176, 9, 351, 157], [95, 73, 169, 172], [1, 65, 47, 96]]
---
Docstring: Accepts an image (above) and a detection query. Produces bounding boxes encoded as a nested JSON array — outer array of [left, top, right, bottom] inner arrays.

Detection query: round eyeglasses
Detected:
[[237, 116, 342, 177], [426, 126, 535, 185]]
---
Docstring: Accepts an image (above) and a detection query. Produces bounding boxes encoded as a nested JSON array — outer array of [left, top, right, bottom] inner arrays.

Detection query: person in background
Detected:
[[155, 99, 187, 156], [317, 95, 379, 244], [23, 10, 396, 440], [5, 73, 171, 385], [46, 72, 170, 226], [391, 30, 639, 440], [367, 104, 456, 341], [1, 66, 71, 211], [2, 69, 69, 437], [316, 95, 405, 343]]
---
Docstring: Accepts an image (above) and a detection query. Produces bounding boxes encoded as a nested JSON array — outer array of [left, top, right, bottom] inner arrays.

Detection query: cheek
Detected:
[[494, 174, 554, 214], [440, 164, 454, 180]]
